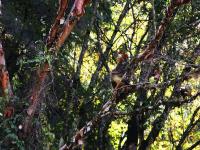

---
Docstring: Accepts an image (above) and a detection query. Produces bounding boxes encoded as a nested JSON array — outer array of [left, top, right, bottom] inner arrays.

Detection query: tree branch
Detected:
[[55, 0, 91, 49], [23, 0, 91, 135], [139, 106, 171, 150], [176, 106, 200, 149], [186, 140, 200, 150], [137, 0, 191, 61], [46, 0, 68, 47], [0, 1, 14, 118]]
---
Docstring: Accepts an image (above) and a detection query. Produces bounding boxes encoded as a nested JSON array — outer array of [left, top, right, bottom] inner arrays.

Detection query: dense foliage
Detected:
[[0, 0, 200, 150]]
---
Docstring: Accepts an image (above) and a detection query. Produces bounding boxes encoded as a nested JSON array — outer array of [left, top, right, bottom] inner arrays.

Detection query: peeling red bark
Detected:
[[137, 0, 191, 62], [1, 70, 9, 94], [23, 62, 50, 135], [56, 20, 77, 49], [0, 41, 14, 118], [23, 0, 91, 135], [47, 0, 68, 47], [55, 0, 90, 49], [0, 1, 14, 118], [0, 42, 13, 96], [27, 62, 50, 117]]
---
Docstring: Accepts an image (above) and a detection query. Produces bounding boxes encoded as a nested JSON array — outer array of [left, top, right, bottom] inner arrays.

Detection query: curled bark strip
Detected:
[[47, 0, 68, 47]]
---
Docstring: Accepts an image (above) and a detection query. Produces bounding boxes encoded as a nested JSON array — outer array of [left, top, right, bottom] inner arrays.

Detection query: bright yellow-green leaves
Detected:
[[108, 119, 127, 149]]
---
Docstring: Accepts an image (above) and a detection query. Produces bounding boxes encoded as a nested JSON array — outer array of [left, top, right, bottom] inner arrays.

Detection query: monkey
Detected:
[[111, 51, 133, 102], [111, 51, 129, 89]]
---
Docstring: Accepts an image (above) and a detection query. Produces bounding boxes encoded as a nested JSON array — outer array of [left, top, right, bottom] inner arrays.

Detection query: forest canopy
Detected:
[[0, 0, 200, 150]]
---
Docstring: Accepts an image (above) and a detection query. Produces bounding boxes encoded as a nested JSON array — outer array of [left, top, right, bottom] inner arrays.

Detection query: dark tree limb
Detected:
[[60, 77, 199, 150], [176, 106, 200, 150], [126, 115, 139, 150], [139, 106, 171, 150], [164, 92, 200, 107], [186, 140, 200, 150]]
